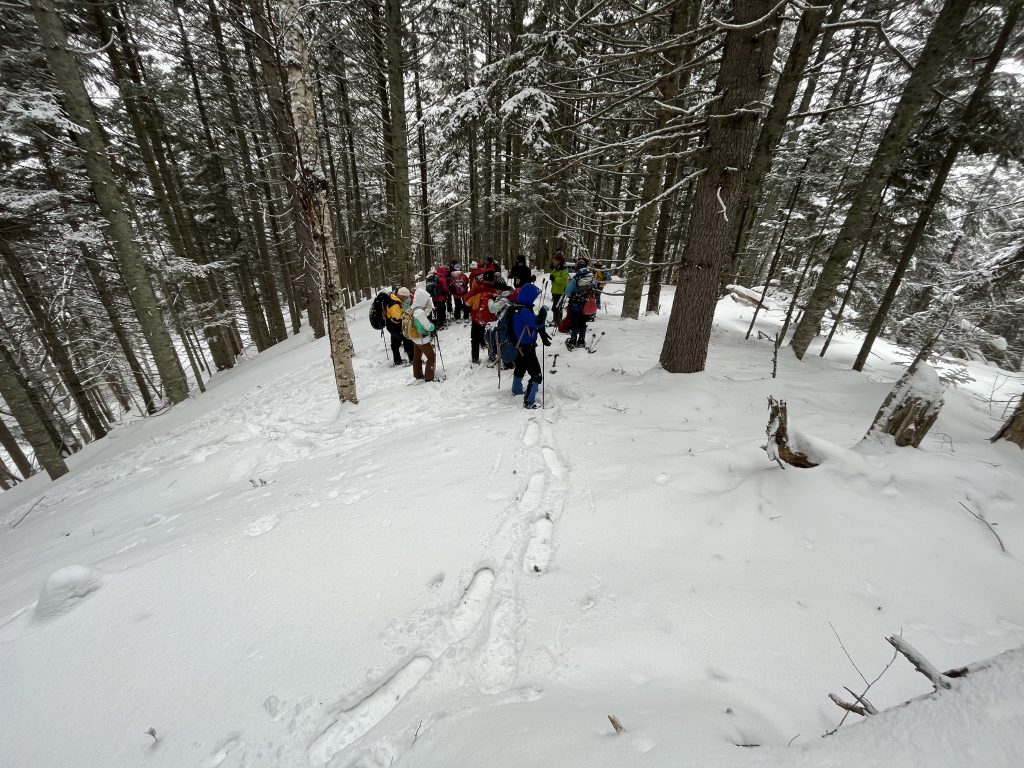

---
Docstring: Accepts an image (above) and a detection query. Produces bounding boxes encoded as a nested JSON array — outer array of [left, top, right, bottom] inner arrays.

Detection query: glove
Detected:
[[430, 330, 438, 339], [539, 329, 552, 347]]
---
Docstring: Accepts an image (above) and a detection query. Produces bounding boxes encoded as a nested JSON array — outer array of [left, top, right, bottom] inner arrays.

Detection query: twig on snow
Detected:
[[11, 496, 45, 529], [608, 714, 626, 734], [958, 501, 1006, 553]]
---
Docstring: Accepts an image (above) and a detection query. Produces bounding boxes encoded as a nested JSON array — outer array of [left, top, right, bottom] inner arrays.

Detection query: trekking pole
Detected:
[[434, 332, 446, 377], [541, 339, 545, 409], [381, 330, 388, 361]]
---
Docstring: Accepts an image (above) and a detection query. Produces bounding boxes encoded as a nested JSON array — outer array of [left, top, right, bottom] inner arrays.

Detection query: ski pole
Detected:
[[434, 332, 446, 376], [381, 329, 388, 361]]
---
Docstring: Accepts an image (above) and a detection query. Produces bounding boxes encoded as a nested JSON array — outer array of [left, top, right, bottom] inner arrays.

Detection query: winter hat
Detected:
[[470, 261, 478, 269], [576, 257, 590, 268], [516, 254, 526, 263], [397, 287, 411, 298]]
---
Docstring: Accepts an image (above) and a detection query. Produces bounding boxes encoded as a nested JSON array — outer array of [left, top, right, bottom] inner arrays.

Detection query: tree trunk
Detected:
[[207, 0, 288, 344], [852, 0, 1021, 371], [0, 415, 33, 479], [620, 0, 693, 319], [659, 0, 782, 373], [728, 1, 831, 276], [242, 0, 326, 336], [281, 0, 358, 403], [790, 0, 974, 359], [0, 342, 68, 480], [383, 0, 414, 286], [30, 0, 189, 404], [992, 398, 1024, 448], [0, 241, 108, 439], [411, 25, 433, 277]]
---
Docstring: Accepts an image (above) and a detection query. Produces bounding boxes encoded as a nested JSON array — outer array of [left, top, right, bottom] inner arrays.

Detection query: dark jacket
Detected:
[[509, 262, 533, 288]]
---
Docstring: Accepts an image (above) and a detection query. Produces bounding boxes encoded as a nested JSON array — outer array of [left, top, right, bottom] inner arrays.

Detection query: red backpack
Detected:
[[449, 270, 468, 296]]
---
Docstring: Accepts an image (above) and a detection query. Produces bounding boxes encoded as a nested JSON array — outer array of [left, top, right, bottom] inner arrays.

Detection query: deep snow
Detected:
[[1, 285, 1022, 768]]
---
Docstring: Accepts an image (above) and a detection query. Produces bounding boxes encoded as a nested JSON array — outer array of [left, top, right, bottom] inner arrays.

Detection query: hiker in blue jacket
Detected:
[[509, 282, 551, 409]]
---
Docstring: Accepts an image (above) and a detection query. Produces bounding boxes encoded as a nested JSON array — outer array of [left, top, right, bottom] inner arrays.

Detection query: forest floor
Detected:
[[1, 285, 1023, 768]]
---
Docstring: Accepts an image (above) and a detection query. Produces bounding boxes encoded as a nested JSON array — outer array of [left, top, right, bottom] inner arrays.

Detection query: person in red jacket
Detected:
[[464, 272, 498, 364]]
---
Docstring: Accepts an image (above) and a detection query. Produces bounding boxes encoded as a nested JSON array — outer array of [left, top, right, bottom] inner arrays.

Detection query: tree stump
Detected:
[[991, 397, 1024, 448], [864, 362, 944, 448], [765, 397, 819, 468]]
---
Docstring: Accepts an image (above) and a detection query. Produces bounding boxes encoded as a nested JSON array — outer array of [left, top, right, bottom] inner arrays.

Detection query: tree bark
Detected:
[[728, 1, 831, 276], [385, 0, 413, 285], [790, 0, 974, 359], [621, 0, 693, 319], [0, 342, 68, 480], [0, 415, 33, 479], [207, 0, 288, 344], [659, 0, 782, 373], [30, 0, 189, 404], [992, 398, 1024, 448], [280, 0, 358, 403], [0, 241, 108, 439]]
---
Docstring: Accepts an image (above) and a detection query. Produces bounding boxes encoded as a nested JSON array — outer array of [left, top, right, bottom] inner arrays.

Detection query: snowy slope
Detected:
[[1, 286, 1022, 768]]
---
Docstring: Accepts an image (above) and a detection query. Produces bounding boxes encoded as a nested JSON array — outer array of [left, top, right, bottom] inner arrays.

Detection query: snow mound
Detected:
[[34, 565, 105, 620]]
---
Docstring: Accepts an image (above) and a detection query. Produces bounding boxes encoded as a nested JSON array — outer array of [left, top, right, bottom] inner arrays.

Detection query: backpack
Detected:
[[385, 294, 403, 323], [402, 306, 423, 340], [425, 274, 441, 299], [369, 291, 391, 330], [449, 271, 468, 296], [494, 304, 522, 364], [569, 272, 596, 308]]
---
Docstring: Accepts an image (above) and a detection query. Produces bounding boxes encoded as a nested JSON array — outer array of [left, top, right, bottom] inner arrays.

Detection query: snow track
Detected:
[[302, 402, 574, 766]]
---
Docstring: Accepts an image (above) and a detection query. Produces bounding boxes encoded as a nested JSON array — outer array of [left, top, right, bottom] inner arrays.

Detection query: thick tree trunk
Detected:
[[0, 343, 68, 480], [790, 0, 974, 359], [659, 0, 781, 373], [852, 0, 1021, 371], [30, 0, 189, 404], [384, 0, 414, 286], [281, 0, 358, 403]]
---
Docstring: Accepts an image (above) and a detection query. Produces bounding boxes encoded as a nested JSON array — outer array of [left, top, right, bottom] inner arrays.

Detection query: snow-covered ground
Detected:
[[2, 286, 1023, 768]]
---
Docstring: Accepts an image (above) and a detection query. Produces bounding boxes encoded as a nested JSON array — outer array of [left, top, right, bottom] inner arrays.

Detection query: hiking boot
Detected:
[[565, 340, 575, 350], [523, 401, 541, 410]]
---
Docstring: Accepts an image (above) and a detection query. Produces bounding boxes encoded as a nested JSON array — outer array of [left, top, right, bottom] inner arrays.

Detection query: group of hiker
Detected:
[[369, 250, 609, 409]]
